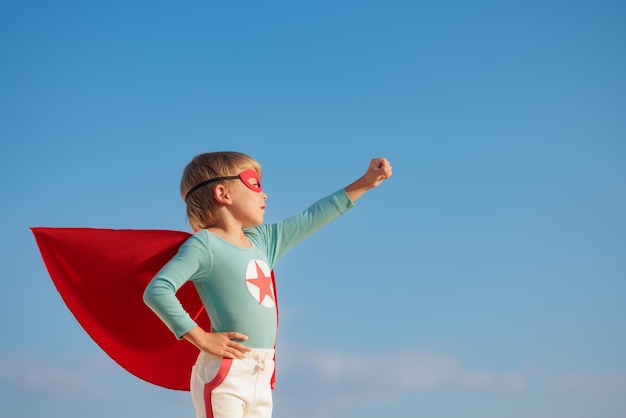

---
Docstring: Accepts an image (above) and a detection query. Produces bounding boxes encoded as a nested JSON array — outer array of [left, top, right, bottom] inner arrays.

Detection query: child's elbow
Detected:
[[143, 281, 156, 308]]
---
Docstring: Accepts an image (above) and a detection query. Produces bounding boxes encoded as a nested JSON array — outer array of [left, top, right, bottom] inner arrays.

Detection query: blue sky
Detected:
[[1, 1, 625, 417]]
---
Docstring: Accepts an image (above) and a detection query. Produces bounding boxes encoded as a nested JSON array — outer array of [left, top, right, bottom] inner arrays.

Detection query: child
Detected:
[[143, 151, 392, 418]]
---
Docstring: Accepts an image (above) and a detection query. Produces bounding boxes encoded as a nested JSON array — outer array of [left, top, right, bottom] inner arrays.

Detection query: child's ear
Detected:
[[213, 184, 231, 204]]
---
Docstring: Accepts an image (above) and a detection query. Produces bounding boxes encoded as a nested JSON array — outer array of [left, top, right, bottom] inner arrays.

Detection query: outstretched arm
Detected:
[[345, 157, 393, 202]]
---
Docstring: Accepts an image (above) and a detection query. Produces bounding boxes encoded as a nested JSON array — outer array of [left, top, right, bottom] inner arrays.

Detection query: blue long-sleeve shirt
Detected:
[[143, 189, 353, 348]]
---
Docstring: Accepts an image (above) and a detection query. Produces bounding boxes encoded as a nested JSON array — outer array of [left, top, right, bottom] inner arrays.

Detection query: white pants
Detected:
[[190, 349, 275, 418]]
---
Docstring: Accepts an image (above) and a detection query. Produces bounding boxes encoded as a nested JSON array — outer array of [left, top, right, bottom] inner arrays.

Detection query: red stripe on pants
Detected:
[[203, 358, 234, 418]]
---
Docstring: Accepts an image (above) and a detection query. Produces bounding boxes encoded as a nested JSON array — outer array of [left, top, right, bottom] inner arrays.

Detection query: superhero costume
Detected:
[[31, 189, 353, 394]]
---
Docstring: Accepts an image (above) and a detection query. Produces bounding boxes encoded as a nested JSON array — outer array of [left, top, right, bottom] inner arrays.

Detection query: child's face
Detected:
[[230, 169, 267, 228]]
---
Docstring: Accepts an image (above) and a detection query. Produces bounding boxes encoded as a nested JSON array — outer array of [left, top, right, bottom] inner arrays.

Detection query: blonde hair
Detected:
[[181, 151, 262, 232]]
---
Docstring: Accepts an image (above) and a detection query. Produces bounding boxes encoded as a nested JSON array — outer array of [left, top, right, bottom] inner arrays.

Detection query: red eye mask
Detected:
[[185, 169, 262, 200], [237, 169, 262, 192]]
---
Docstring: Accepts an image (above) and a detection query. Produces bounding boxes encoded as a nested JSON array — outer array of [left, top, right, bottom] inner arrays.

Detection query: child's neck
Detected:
[[207, 226, 251, 248]]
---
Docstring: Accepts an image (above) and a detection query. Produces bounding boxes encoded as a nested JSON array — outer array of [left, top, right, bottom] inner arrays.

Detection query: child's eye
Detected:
[[238, 169, 263, 192]]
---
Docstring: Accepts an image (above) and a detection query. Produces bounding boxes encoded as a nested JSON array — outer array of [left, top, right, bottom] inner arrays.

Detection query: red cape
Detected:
[[31, 227, 278, 391]]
